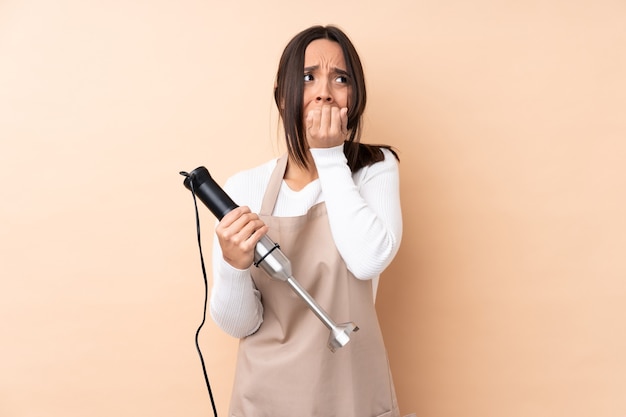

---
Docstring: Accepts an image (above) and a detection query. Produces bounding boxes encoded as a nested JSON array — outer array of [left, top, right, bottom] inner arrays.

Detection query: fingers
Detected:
[[219, 207, 264, 242], [306, 105, 348, 148], [216, 206, 268, 269], [340, 106, 348, 134]]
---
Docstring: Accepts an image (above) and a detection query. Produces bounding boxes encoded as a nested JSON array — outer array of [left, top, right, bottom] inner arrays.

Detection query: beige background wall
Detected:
[[1, 1, 625, 416]]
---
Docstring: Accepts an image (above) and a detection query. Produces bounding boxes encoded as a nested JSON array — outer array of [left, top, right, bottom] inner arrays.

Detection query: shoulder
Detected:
[[380, 147, 399, 164], [343, 142, 399, 172], [352, 146, 399, 185], [359, 146, 399, 172], [224, 158, 278, 210]]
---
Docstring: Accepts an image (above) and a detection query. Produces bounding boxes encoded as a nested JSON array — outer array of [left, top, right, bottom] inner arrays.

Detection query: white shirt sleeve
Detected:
[[209, 251, 263, 338], [208, 161, 275, 338], [310, 145, 403, 280]]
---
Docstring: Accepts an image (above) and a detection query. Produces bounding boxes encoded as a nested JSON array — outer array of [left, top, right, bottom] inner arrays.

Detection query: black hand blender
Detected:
[[181, 166, 359, 352]]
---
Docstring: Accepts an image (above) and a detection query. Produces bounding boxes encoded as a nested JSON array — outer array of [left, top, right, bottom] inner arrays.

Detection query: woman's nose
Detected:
[[315, 81, 333, 103], [315, 94, 333, 103]]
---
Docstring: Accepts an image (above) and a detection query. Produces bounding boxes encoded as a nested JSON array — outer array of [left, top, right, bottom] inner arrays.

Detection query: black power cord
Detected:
[[180, 171, 218, 417]]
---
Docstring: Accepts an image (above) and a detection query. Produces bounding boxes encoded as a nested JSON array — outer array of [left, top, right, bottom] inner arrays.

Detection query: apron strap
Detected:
[[259, 153, 288, 216]]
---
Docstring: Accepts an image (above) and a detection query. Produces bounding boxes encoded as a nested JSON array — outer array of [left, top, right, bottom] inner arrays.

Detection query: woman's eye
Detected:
[[304, 73, 314, 82], [336, 75, 348, 84]]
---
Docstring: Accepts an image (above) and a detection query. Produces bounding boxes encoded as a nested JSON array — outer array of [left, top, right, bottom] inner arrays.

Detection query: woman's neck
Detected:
[[284, 154, 318, 191]]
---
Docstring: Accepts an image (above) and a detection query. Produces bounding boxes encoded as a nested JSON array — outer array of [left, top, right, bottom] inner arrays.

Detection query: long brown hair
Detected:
[[274, 25, 399, 172]]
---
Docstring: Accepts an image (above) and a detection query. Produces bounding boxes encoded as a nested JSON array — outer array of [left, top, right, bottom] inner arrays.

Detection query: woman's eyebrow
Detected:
[[303, 65, 349, 74]]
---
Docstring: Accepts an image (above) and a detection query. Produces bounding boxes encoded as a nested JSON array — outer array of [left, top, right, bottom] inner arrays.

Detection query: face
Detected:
[[302, 39, 351, 119]]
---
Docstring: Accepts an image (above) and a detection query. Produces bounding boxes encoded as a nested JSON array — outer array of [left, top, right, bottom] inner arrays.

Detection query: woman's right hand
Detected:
[[215, 206, 268, 270], [305, 105, 348, 149]]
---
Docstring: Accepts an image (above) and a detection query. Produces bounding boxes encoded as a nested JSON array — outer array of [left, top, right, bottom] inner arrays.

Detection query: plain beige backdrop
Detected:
[[1, 1, 625, 416]]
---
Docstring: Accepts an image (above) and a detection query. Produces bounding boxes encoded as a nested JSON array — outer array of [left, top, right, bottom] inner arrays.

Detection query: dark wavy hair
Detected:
[[274, 25, 398, 172]]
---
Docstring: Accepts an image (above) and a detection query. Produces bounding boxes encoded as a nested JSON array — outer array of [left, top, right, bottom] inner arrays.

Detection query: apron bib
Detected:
[[228, 154, 399, 417]]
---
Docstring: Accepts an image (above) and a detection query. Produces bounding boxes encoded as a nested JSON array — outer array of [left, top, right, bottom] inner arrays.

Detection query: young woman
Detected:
[[210, 25, 403, 417]]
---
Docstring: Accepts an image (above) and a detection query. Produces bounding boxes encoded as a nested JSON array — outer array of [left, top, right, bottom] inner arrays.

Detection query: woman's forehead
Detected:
[[304, 39, 346, 69]]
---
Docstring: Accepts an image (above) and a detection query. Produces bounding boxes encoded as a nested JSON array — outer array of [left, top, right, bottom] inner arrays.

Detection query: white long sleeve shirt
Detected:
[[210, 145, 402, 338]]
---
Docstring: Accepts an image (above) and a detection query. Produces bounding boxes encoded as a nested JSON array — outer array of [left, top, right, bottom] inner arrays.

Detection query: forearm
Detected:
[[210, 234, 263, 338], [310, 146, 403, 279]]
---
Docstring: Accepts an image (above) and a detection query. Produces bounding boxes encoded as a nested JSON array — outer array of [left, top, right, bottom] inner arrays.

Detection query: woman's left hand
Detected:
[[305, 105, 348, 148]]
